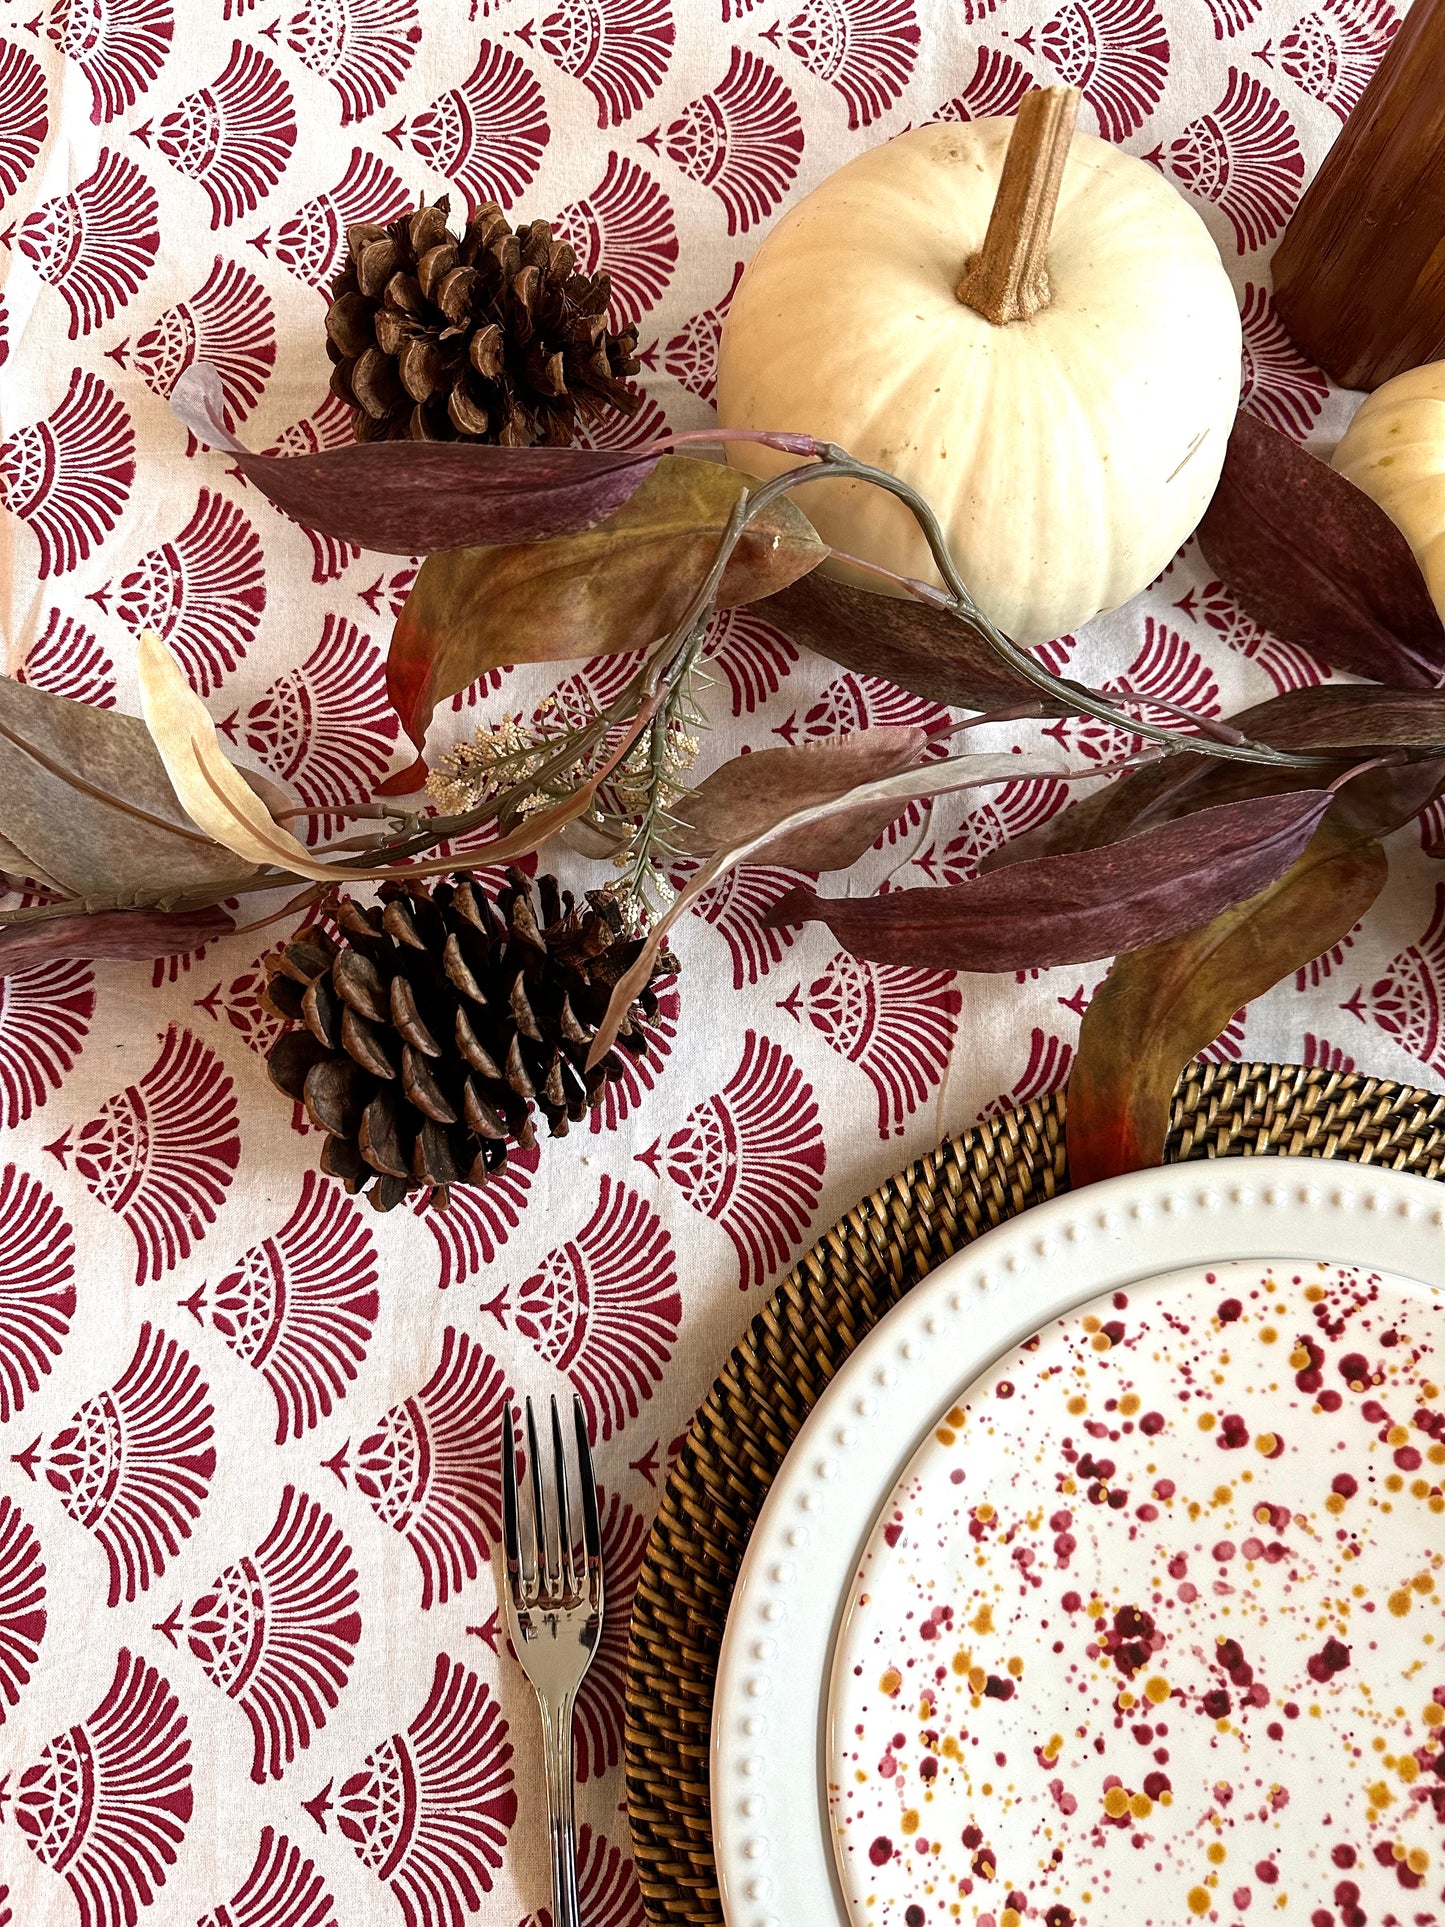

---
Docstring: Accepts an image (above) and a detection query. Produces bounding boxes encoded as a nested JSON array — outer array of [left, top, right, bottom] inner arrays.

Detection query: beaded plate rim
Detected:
[[708, 1157, 1445, 1927]]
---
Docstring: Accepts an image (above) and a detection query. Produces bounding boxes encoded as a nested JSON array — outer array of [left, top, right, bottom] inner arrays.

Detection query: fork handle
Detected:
[[540, 1694, 581, 1927]]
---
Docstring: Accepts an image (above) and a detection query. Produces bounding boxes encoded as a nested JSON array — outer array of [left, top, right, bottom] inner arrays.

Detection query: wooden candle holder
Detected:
[[1272, 0, 1445, 391]]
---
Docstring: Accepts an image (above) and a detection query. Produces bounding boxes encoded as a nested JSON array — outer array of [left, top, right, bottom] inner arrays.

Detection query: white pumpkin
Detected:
[[1331, 358, 1445, 622], [715, 104, 1242, 645]]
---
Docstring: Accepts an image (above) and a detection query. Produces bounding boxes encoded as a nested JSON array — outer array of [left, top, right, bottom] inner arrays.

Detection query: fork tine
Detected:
[[550, 1395, 577, 1598], [573, 1394, 602, 1595], [525, 1396, 558, 1596], [501, 1403, 530, 1604]]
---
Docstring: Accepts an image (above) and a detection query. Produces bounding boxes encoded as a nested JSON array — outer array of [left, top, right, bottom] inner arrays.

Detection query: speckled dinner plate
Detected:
[[828, 1257, 1445, 1927], [710, 1162, 1445, 1927]]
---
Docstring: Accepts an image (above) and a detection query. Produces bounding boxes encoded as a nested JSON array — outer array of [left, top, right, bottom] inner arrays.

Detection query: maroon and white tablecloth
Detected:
[[0, 2, 1436, 1923]]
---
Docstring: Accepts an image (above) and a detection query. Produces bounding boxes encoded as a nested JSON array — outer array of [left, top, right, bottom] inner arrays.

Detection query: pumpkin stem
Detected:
[[956, 86, 1082, 325]]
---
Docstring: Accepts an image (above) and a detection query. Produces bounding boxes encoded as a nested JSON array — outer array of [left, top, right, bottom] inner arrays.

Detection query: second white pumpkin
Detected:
[[715, 117, 1242, 645], [1331, 359, 1445, 625]]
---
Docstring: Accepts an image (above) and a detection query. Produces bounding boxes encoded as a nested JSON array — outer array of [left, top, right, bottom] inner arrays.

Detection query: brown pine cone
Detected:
[[261, 869, 674, 1212], [324, 196, 643, 447]]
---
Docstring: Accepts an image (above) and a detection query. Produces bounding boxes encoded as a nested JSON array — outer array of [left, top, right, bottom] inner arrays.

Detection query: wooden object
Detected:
[[1272, 0, 1445, 390], [956, 85, 1082, 324]]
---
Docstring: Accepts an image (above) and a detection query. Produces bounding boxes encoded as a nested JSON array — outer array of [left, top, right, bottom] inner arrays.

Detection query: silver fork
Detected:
[[501, 1393, 604, 1927]]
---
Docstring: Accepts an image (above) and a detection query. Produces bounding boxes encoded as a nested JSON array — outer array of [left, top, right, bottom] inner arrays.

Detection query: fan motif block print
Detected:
[[417, 1145, 539, 1289], [979, 1023, 1076, 1115], [506, 1176, 681, 1438], [1345, 883, 1445, 1080], [1278, 0, 1398, 119], [1155, 66, 1304, 252], [10, 146, 160, 339], [1179, 578, 1327, 693], [0, 367, 135, 579], [261, 148, 414, 291], [554, 152, 678, 331], [185, 1169, 379, 1442], [0, 959, 94, 1128], [644, 47, 803, 234], [342, 1326, 509, 1608], [573, 1489, 649, 1781], [286, 0, 423, 125], [160, 1484, 361, 1782], [686, 860, 814, 988], [223, 614, 398, 840], [935, 42, 1036, 117], [46, 0, 175, 125], [0, 1165, 76, 1424], [385, 39, 550, 212], [1238, 282, 1328, 440], [0, 1496, 46, 1723], [97, 487, 266, 696], [766, 0, 922, 129], [780, 953, 961, 1137], [0, 40, 48, 200], [17, 608, 116, 708], [121, 255, 276, 429], [18, 1320, 215, 1607], [319, 1654, 517, 1923], [641, 1030, 825, 1290], [525, 0, 675, 127], [15, 1647, 193, 1927], [1039, 0, 1168, 139], [590, 979, 679, 1132], [136, 39, 298, 230], [914, 774, 1069, 882], [47, 1025, 241, 1285], [195, 1825, 339, 1927]]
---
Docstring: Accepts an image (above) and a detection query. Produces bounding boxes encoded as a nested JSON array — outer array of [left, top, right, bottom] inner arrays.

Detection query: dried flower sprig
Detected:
[[426, 707, 595, 819]]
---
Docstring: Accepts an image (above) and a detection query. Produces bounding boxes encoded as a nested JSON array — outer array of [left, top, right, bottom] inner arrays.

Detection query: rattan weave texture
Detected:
[[622, 1060, 1445, 1923]]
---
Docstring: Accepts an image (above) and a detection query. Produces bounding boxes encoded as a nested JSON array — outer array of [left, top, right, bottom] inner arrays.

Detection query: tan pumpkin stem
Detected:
[[956, 85, 1082, 325]]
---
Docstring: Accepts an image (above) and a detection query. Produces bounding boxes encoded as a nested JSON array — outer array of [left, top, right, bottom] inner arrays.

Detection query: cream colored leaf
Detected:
[[135, 629, 337, 880]]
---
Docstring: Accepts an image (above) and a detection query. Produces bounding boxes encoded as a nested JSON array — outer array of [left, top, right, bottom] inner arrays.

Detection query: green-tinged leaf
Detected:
[[0, 905, 236, 978], [585, 748, 1075, 1069], [1196, 410, 1445, 688], [1066, 821, 1389, 1186], [385, 456, 826, 784], [173, 362, 664, 553], [676, 727, 930, 871], [767, 789, 1335, 972], [0, 671, 260, 911], [756, 569, 1078, 715]]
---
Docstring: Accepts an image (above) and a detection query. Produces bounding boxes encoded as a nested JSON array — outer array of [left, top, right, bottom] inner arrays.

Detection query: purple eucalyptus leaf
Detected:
[[172, 362, 663, 554], [1196, 411, 1445, 688], [767, 788, 1335, 972]]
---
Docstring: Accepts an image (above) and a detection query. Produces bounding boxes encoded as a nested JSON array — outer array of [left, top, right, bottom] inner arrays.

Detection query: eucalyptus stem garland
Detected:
[[0, 420, 1415, 951], [322, 441, 1342, 915]]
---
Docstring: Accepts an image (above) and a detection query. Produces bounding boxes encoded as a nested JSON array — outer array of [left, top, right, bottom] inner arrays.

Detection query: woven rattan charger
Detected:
[[622, 1058, 1445, 1924]]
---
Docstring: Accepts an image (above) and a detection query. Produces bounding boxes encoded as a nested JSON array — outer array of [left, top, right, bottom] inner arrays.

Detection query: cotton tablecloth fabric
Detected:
[[0, 1, 1435, 1922]]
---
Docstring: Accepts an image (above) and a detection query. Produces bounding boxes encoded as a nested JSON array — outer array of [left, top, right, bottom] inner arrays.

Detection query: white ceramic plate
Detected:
[[710, 1160, 1445, 1927]]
